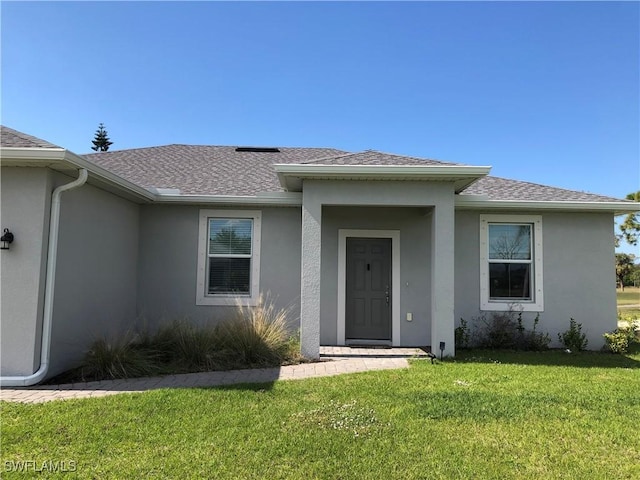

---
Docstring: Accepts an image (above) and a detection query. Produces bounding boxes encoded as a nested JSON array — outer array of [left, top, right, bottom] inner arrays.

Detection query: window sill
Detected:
[[480, 300, 544, 312], [196, 294, 259, 307]]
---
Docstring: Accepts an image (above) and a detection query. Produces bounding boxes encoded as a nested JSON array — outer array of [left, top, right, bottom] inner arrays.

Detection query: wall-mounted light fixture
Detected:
[[439, 341, 445, 361], [1, 229, 14, 250]]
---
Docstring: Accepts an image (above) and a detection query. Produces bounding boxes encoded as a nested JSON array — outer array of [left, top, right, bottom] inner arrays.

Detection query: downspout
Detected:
[[1, 169, 88, 387]]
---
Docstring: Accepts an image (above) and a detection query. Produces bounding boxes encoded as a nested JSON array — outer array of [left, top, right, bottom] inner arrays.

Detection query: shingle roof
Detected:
[[84, 145, 347, 196], [463, 176, 624, 202], [82, 143, 627, 202], [298, 150, 460, 166], [0, 126, 62, 149]]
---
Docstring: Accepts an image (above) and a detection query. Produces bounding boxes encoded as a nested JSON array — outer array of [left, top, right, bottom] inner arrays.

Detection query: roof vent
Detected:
[[235, 147, 281, 153]]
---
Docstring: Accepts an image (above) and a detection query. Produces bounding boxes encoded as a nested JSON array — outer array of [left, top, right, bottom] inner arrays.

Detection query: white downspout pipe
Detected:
[[1, 169, 88, 387]]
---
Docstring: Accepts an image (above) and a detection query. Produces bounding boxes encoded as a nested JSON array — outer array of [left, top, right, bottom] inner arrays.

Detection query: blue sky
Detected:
[[2, 1, 639, 250]]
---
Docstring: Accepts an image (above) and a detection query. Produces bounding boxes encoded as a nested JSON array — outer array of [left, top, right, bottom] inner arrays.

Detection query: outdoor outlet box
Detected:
[[406, 312, 413, 322]]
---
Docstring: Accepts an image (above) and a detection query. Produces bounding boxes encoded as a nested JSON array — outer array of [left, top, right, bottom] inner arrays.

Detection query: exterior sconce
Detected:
[[1, 229, 14, 250], [439, 341, 445, 360]]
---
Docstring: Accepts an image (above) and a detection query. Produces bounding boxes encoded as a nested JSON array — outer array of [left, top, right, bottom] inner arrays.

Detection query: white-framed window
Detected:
[[196, 209, 261, 306], [479, 214, 543, 312]]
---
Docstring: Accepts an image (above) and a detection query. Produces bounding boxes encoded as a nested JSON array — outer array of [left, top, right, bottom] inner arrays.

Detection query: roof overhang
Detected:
[[455, 195, 640, 215], [1, 146, 155, 202], [273, 164, 492, 193], [153, 192, 303, 206]]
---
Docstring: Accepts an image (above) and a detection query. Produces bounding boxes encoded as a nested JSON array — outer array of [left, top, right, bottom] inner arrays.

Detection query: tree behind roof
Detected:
[[91, 123, 113, 152]]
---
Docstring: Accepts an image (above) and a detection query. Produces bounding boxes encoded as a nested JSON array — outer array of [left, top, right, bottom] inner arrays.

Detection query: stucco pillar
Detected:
[[300, 194, 322, 359], [431, 200, 455, 357]]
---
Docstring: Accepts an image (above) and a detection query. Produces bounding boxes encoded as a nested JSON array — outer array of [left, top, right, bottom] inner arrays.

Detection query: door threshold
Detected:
[[346, 339, 392, 348]]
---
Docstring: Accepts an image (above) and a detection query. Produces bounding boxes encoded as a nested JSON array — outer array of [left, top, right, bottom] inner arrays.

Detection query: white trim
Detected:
[[479, 214, 544, 312], [274, 164, 491, 175], [337, 229, 401, 346], [456, 197, 640, 215], [1, 147, 155, 201], [154, 193, 303, 206], [196, 209, 262, 306], [274, 163, 490, 193]]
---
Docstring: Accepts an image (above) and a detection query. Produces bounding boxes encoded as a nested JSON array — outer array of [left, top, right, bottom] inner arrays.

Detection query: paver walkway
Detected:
[[0, 347, 428, 404]]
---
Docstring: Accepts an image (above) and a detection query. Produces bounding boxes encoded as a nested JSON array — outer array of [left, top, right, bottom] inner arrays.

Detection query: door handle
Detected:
[[385, 285, 389, 305]]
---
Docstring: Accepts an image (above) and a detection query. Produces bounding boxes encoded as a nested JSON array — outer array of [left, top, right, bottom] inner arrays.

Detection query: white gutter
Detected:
[[455, 197, 640, 215], [154, 192, 303, 206], [0, 169, 88, 387]]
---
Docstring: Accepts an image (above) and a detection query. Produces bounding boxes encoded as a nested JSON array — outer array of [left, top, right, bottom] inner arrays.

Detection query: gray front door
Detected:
[[345, 237, 392, 341]]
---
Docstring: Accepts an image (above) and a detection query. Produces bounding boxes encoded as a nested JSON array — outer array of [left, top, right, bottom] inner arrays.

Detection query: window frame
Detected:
[[196, 209, 262, 306], [479, 214, 543, 312]]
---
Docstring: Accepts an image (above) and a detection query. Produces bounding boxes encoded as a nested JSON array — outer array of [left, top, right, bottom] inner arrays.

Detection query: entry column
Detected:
[[431, 201, 455, 357], [300, 193, 322, 359]]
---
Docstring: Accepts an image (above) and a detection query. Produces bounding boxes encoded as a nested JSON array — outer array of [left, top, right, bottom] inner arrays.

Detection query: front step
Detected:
[[319, 346, 430, 359]]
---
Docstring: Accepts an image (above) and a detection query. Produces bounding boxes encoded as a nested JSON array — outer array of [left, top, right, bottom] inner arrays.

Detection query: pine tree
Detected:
[[91, 123, 113, 152]]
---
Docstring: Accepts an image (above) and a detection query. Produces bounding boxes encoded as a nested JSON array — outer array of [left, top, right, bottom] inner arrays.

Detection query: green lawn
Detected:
[[2, 349, 639, 479], [617, 287, 640, 323], [617, 287, 640, 306]]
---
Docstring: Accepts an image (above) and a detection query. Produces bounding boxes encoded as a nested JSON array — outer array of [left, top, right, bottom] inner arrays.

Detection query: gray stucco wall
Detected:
[[137, 205, 302, 329], [1, 167, 52, 376], [49, 173, 140, 377], [455, 210, 617, 349], [320, 206, 432, 346]]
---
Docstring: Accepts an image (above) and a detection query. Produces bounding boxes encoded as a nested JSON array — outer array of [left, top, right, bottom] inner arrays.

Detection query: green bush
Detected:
[[558, 318, 588, 351], [471, 311, 550, 351], [455, 318, 470, 350], [603, 325, 637, 354]]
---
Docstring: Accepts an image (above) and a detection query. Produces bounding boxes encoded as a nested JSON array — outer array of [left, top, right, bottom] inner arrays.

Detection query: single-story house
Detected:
[[1, 125, 638, 385]]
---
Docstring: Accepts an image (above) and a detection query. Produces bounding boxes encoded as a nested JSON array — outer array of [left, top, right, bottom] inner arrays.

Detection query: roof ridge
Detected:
[[83, 144, 348, 157], [298, 150, 364, 165], [368, 148, 461, 165]]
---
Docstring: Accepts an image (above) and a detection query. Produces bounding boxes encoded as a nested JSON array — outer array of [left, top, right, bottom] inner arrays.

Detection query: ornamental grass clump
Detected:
[[81, 333, 160, 381], [72, 294, 301, 382], [151, 320, 224, 371], [216, 294, 294, 367]]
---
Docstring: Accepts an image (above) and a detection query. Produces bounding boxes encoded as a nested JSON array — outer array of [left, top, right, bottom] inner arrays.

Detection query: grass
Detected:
[[617, 287, 640, 327], [617, 286, 640, 306], [2, 349, 639, 479]]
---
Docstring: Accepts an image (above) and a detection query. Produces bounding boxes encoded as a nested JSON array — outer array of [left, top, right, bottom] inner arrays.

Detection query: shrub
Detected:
[[473, 310, 550, 351], [455, 318, 470, 350], [603, 325, 637, 354], [558, 318, 588, 351]]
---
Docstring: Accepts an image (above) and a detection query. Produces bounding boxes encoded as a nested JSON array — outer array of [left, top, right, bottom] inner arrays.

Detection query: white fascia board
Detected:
[[154, 192, 303, 206], [455, 197, 640, 214], [1, 147, 155, 202], [273, 163, 491, 191]]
